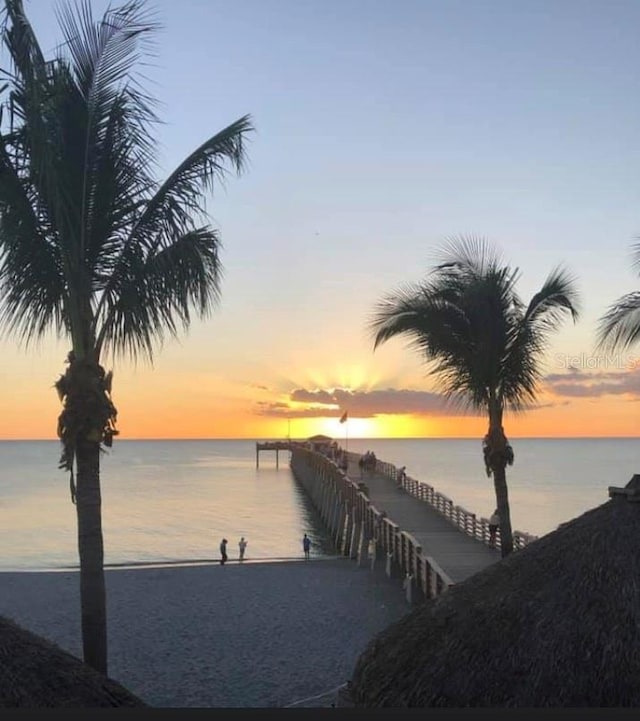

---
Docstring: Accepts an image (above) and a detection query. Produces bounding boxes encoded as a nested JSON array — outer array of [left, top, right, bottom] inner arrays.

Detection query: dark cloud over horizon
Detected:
[[544, 366, 640, 399], [255, 387, 560, 419]]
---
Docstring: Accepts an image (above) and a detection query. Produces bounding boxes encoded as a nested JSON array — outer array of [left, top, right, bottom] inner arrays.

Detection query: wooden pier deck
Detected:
[[345, 457, 500, 583]]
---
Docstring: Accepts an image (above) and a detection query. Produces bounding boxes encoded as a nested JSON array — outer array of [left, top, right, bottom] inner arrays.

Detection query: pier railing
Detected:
[[290, 448, 454, 602], [352, 452, 537, 551]]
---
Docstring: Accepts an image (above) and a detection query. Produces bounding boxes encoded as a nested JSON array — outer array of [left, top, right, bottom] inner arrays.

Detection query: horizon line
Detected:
[[1, 435, 638, 442]]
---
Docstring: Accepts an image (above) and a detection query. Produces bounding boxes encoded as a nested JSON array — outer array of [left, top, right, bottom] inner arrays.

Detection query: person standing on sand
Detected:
[[220, 538, 228, 565], [238, 537, 247, 561], [303, 533, 311, 560]]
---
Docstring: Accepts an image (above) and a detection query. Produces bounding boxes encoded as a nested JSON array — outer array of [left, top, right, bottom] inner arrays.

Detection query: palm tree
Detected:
[[0, 0, 252, 673], [369, 236, 579, 557], [596, 242, 640, 352]]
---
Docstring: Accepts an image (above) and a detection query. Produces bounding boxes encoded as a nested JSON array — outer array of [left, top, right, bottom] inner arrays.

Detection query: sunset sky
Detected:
[[1, 0, 639, 440]]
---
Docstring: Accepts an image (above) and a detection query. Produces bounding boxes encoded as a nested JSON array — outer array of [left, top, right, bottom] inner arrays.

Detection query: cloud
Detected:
[[255, 384, 569, 420], [257, 387, 499, 419], [544, 366, 640, 399], [290, 388, 336, 405]]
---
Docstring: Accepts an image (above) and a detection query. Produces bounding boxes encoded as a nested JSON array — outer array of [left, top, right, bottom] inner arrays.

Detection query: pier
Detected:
[[289, 446, 537, 603], [255, 441, 300, 468]]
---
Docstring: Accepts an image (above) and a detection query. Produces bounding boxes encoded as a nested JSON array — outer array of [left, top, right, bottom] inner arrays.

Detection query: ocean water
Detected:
[[1, 438, 638, 571]]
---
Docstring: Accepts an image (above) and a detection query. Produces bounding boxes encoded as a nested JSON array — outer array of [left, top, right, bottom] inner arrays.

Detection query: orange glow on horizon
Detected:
[[0, 358, 638, 440]]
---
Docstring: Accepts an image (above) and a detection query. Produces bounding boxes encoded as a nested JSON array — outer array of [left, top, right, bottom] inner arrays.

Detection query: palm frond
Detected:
[[55, 0, 158, 259], [128, 114, 252, 247], [500, 267, 578, 410], [1, 0, 46, 84], [596, 292, 640, 352], [371, 235, 580, 416], [370, 276, 488, 408], [92, 115, 252, 339], [95, 226, 222, 361], [56, 0, 157, 102], [0, 0, 252, 367], [523, 266, 580, 327], [433, 234, 503, 280], [0, 125, 66, 343]]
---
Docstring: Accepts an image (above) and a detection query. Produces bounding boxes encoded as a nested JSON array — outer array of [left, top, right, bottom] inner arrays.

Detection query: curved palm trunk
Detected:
[[485, 411, 514, 558], [75, 437, 107, 673], [491, 457, 514, 558], [57, 352, 116, 674]]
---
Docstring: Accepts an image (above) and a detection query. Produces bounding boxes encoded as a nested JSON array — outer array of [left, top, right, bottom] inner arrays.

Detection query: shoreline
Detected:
[[0, 554, 342, 574], [0, 558, 409, 707]]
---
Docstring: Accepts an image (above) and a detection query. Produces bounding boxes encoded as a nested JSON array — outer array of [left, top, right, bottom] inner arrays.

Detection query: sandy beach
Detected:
[[0, 558, 409, 707]]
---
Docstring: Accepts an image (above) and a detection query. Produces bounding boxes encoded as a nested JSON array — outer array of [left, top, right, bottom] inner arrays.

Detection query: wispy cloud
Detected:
[[544, 366, 640, 399], [255, 387, 559, 419], [256, 375, 570, 418]]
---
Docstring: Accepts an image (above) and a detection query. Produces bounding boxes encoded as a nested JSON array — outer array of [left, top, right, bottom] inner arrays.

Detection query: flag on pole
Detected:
[[339, 410, 348, 424]]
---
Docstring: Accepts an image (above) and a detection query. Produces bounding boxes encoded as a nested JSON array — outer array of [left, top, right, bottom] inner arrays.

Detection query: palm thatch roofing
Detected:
[[0, 616, 145, 707], [348, 474, 640, 707]]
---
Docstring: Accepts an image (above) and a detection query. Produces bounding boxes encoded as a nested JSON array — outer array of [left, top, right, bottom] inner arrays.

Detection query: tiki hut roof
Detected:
[[308, 434, 332, 442], [0, 616, 146, 707], [349, 474, 640, 707]]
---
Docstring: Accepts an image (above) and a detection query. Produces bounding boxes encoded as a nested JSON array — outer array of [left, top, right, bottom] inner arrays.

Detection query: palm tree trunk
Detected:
[[75, 437, 107, 673], [484, 407, 514, 558], [491, 462, 514, 558]]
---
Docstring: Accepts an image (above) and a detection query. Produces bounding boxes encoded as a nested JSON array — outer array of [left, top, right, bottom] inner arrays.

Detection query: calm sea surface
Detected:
[[1, 438, 638, 571]]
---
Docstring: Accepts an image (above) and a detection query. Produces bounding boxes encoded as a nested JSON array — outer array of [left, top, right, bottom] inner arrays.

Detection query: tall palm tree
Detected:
[[596, 242, 640, 352], [0, 0, 252, 673], [369, 236, 579, 557]]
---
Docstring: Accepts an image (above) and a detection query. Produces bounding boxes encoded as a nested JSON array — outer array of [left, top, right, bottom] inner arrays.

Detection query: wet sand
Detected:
[[0, 558, 409, 707]]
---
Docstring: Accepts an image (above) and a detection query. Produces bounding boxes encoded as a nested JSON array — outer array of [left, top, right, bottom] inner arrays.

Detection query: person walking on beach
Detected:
[[238, 536, 247, 561], [489, 510, 500, 548], [303, 533, 311, 560], [220, 538, 228, 565]]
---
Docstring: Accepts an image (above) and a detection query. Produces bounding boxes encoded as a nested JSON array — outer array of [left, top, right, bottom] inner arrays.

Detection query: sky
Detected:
[[0, 0, 639, 440]]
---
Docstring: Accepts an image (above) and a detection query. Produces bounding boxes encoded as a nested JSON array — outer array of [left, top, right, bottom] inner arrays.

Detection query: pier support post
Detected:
[[335, 503, 347, 551], [385, 552, 393, 578], [368, 539, 377, 571], [320, 483, 330, 523], [403, 574, 413, 604], [357, 524, 370, 567], [341, 502, 353, 557], [330, 495, 341, 539], [349, 515, 361, 559]]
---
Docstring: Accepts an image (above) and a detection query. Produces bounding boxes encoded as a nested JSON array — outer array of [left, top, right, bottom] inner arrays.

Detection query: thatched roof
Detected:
[[0, 616, 146, 707], [308, 434, 332, 442], [349, 474, 640, 707]]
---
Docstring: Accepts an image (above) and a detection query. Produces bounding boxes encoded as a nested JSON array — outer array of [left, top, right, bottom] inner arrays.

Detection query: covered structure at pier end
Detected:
[[0, 616, 146, 707], [307, 434, 334, 453], [347, 474, 640, 707]]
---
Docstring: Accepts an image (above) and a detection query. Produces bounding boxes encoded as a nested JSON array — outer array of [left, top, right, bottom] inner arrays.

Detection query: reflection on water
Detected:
[[0, 440, 334, 571]]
